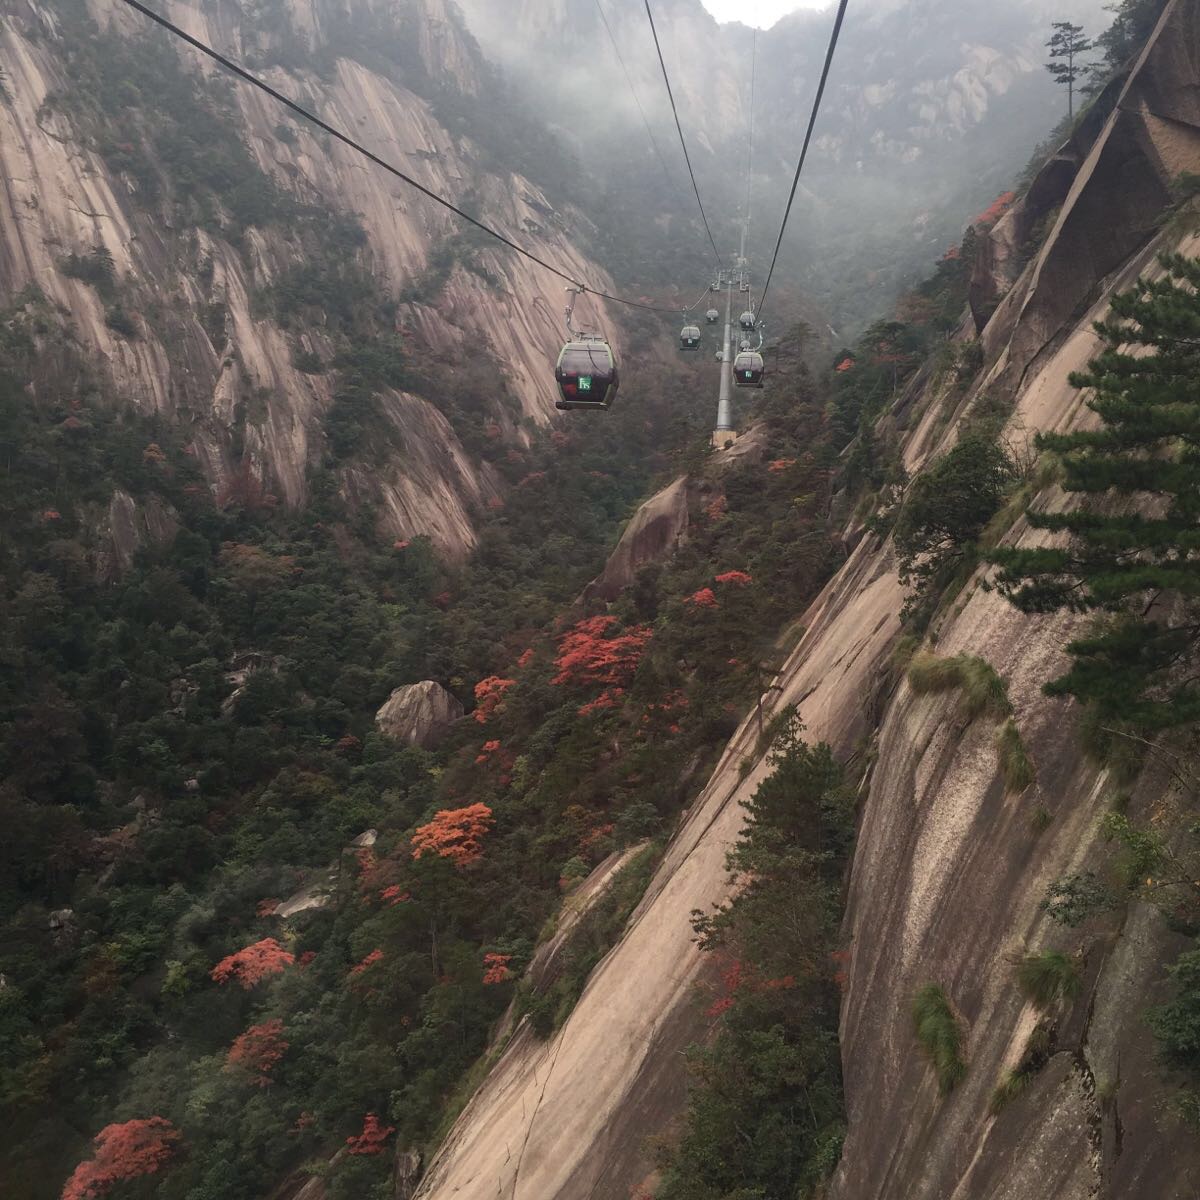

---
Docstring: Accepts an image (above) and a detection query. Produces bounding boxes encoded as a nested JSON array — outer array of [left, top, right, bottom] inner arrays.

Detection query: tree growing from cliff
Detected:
[[990, 254, 1200, 731], [62, 1118, 182, 1200], [1046, 21, 1092, 117], [895, 435, 1014, 626]]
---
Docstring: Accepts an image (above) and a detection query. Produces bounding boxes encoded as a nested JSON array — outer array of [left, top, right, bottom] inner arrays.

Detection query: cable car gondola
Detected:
[[733, 349, 764, 388], [705, 308, 719, 324], [738, 310, 757, 332], [555, 339, 619, 410], [680, 324, 702, 351]]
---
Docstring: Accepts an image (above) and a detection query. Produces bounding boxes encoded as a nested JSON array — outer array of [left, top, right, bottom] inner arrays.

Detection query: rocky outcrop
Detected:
[[94, 489, 180, 580], [413, 4, 1200, 1196], [584, 475, 691, 602], [374, 681, 464, 748], [975, 0, 1200, 376]]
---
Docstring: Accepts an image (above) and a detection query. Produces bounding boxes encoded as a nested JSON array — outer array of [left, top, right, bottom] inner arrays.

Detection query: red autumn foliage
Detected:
[[473, 675, 516, 723], [706, 958, 743, 1018], [835, 357, 855, 372], [335, 734, 361, 755], [517, 647, 535, 669], [349, 948, 383, 978], [715, 570, 752, 586], [551, 616, 651, 689], [474, 738, 505, 765], [411, 803, 494, 867], [379, 884, 411, 906], [971, 190, 1016, 228], [550, 429, 572, 448], [61, 1118, 182, 1200], [686, 587, 719, 609], [482, 952, 512, 985], [226, 1018, 288, 1086], [211, 938, 295, 989], [298, 951, 316, 967], [61, 415, 87, 431], [767, 458, 797, 472], [346, 1113, 395, 1156], [42, 509, 62, 522], [578, 687, 624, 717], [393, 539, 411, 550], [942, 244, 962, 261], [255, 898, 280, 918], [704, 494, 728, 521]]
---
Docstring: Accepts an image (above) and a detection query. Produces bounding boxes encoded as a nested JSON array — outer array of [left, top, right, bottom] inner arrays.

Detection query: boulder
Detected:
[[585, 476, 691, 602], [374, 681, 463, 748]]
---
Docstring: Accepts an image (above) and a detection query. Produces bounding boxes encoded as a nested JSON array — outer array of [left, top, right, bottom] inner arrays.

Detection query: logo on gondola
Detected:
[[579, 376, 593, 391]]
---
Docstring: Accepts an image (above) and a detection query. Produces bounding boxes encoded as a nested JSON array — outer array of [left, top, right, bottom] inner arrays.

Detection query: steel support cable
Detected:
[[745, 28, 756, 238], [756, 0, 850, 323], [643, 0, 724, 268], [113, 0, 685, 316], [594, 0, 677, 190]]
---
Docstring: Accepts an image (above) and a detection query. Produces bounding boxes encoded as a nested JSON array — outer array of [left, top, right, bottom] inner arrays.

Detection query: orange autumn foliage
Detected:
[[411, 803, 494, 867], [715, 570, 752, 586], [211, 938, 295, 989], [61, 1118, 182, 1200], [346, 1113, 395, 1155], [482, 952, 512, 985], [686, 587, 719, 609], [551, 616, 651, 689], [226, 1019, 288, 1086], [473, 675, 515, 723]]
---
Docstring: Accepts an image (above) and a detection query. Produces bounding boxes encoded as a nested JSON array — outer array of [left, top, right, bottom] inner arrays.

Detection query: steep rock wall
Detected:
[[416, 3, 1200, 1195], [0, 0, 618, 559]]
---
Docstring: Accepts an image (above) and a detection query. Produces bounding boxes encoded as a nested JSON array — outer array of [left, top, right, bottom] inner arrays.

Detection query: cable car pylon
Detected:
[[712, 217, 751, 449]]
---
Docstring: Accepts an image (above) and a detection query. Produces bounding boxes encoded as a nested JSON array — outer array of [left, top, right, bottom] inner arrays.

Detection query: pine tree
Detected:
[[1046, 21, 1092, 118], [990, 253, 1200, 729]]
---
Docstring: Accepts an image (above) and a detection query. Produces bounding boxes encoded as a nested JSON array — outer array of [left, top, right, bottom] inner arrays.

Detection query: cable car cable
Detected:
[[756, 0, 850, 323], [745, 29, 756, 237], [111, 0, 685, 317], [594, 0, 677, 191], [642, 0, 724, 269]]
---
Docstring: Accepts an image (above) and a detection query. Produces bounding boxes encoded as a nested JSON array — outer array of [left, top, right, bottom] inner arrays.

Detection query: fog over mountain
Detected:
[[456, 0, 1110, 330]]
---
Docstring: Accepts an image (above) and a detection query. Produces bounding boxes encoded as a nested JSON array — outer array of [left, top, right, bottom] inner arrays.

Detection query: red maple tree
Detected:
[[61, 1118, 182, 1200], [551, 616, 651, 689], [715, 570, 752, 586], [473, 675, 516, 723], [411, 803, 494, 867], [349, 948, 384, 978], [346, 1113, 395, 1155], [211, 938, 295, 989], [482, 952, 512, 985], [226, 1019, 288, 1086], [686, 587, 719, 609]]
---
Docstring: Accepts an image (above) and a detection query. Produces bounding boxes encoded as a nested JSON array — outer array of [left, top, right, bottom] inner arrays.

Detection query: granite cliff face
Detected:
[[415, 2, 1200, 1196], [0, 0, 620, 560]]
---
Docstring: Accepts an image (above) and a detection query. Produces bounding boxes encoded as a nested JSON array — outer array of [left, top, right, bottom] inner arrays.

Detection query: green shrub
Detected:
[[996, 718, 1035, 792], [1016, 951, 1080, 1008], [1148, 948, 1200, 1076], [912, 984, 967, 1094], [907, 652, 1012, 722]]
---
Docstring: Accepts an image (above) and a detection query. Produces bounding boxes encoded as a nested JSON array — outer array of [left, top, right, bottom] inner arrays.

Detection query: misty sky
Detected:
[[700, 0, 827, 27]]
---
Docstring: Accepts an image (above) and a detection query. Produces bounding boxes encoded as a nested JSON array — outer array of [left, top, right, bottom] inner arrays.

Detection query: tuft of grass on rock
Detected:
[[996, 718, 1035, 793], [1016, 951, 1080, 1009], [907, 652, 1012, 722], [913, 983, 967, 1094]]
